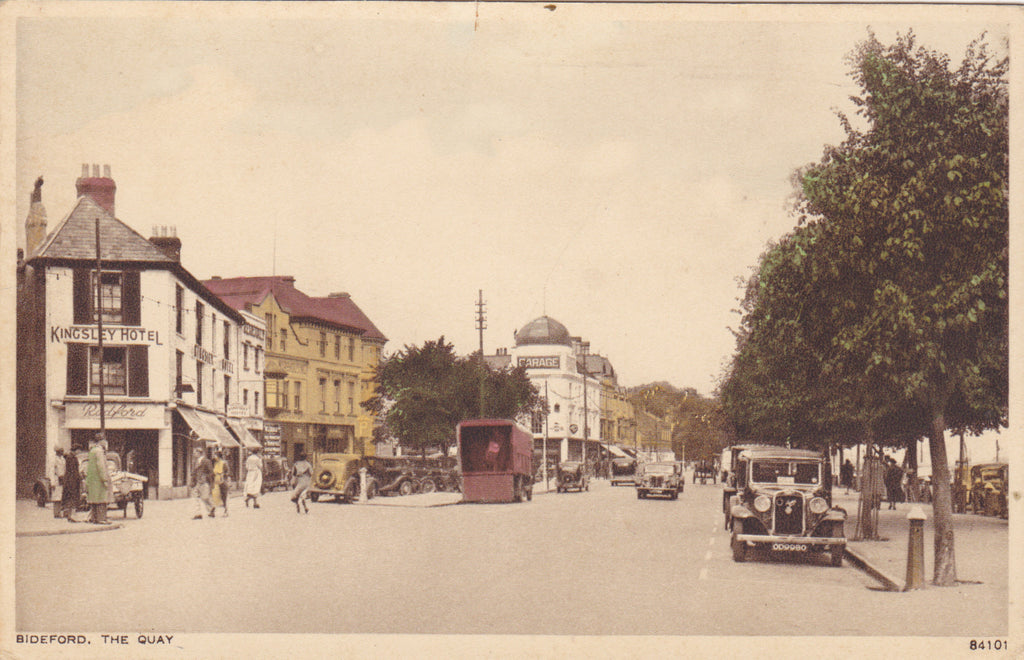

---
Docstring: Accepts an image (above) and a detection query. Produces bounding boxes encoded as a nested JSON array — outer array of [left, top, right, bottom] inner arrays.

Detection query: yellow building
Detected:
[[204, 276, 386, 463]]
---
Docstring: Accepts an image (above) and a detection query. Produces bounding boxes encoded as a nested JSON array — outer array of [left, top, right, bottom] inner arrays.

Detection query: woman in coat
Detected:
[[244, 449, 263, 509], [85, 435, 111, 524]]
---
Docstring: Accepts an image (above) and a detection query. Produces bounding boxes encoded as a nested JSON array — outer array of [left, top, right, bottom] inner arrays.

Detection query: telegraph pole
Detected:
[[475, 290, 487, 417], [94, 218, 106, 437]]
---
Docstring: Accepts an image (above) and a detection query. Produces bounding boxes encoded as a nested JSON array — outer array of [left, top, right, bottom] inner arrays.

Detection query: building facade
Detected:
[[203, 276, 387, 464], [16, 166, 260, 499]]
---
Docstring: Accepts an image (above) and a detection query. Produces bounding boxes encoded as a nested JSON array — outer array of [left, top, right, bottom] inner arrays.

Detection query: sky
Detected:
[[9, 3, 1013, 399]]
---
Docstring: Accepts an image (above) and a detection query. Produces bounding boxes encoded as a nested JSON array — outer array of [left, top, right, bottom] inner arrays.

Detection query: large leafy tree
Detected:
[[796, 31, 1008, 585], [363, 337, 545, 456]]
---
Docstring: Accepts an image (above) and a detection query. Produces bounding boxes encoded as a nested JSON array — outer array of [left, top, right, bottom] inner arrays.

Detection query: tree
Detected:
[[363, 337, 545, 456], [795, 31, 1008, 584]]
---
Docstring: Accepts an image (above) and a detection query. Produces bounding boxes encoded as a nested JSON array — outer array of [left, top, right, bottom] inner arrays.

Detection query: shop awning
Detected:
[[226, 419, 261, 450], [177, 407, 240, 448], [607, 444, 630, 458]]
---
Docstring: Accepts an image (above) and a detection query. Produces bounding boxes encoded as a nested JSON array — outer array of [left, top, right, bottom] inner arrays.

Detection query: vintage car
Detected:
[[693, 459, 717, 484], [970, 463, 1008, 518], [636, 462, 681, 500], [610, 458, 638, 486], [33, 450, 145, 518], [308, 453, 370, 502], [556, 461, 590, 493], [261, 456, 291, 493], [728, 447, 846, 566]]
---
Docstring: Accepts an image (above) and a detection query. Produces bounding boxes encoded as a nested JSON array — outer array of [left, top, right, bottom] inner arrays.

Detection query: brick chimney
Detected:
[[149, 225, 182, 261], [25, 176, 48, 256], [75, 163, 116, 216]]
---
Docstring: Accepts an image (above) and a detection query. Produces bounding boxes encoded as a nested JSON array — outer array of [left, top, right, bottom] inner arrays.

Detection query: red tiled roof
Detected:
[[203, 276, 387, 341]]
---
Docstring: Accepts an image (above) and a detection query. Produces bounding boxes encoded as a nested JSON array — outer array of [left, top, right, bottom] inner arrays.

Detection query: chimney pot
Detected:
[[92, 164, 99, 177], [103, 164, 111, 178], [81, 164, 89, 177]]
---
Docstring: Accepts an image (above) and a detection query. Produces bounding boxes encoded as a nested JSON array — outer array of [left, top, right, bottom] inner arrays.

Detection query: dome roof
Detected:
[[515, 316, 572, 346]]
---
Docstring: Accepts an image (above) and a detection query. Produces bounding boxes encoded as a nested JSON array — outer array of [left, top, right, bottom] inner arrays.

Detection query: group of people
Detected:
[[190, 447, 314, 518], [52, 432, 116, 524]]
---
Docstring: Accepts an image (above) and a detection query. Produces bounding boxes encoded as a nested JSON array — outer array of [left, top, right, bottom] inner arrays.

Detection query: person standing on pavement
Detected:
[[884, 457, 901, 510], [191, 447, 216, 519], [85, 434, 111, 524], [244, 449, 263, 509], [212, 449, 230, 517], [841, 459, 854, 494], [60, 447, 82, 522], [290, 451, 312, 514]]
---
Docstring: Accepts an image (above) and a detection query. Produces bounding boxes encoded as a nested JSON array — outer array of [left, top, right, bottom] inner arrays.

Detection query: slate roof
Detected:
[[203, 276, 387, 342], [30, 195, 174, 263]]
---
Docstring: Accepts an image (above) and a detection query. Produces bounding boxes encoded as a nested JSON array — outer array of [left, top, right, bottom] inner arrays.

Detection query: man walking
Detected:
[[60, 447, 82, 522], [85, 434, 111, 524], [191, 447, 215, 519]]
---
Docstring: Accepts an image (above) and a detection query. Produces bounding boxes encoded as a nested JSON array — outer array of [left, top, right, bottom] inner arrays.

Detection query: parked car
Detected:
[[728, 447, 846, 566], [610, 458, 637, 486], [636, 462, 680, 500], [556, 461, 589, 493], [970, 463, 1008, 518], [261, 456, 291, 493]]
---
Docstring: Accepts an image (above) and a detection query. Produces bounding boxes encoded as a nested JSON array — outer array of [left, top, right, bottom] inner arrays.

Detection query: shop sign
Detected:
[[51, 325, 163, 345], [65, 401, 166, 429], [518, 356, 560, 369]]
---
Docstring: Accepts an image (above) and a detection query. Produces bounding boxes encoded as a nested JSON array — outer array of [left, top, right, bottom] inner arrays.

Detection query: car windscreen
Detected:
[[750, 460, 819, 485], [644, 464, 674, 475]]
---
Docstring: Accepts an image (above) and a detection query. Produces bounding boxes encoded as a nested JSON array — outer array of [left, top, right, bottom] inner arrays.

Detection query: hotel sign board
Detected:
[[518, 356, 560, 370]]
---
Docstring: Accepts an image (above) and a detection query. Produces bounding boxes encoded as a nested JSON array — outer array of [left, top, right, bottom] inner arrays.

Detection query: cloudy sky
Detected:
[[10, 3, 1011, 397]]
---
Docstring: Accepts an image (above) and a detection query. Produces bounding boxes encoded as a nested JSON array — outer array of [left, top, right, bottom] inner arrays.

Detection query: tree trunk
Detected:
[[927, 414, 957, 586]]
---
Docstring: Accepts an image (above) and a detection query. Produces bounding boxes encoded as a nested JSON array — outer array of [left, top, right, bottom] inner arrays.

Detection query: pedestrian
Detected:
[[244, 449, 263, 509], [884, 457, 901, 510], [290, 451, 312, 514], [61, 447, 82, 523], [191, 447, 215, 519], [52, 447, 66, 517], [841, 459, 854, 494], [212, 449, 230, 517], [85, 434, 111, 524]]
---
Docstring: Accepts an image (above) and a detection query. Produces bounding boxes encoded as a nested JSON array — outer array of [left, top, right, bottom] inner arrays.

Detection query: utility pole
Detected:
[[475, 290, 486, 417], [94, 218, 106, 438]]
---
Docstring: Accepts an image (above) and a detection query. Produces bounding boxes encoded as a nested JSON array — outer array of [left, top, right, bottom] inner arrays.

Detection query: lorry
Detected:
[[457, 419, 533, 503]]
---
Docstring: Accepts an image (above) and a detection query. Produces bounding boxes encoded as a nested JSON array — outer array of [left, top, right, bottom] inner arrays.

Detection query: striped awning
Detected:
[[177, 407, 239, 448]]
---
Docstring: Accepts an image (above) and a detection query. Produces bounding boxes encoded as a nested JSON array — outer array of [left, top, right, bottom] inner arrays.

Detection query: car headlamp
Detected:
[[754, 495, 771, 512], [809, 497, 829, 515]]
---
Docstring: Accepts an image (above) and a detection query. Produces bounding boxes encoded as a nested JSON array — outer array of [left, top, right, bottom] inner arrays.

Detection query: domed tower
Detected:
[[514, 316, 572, 347]]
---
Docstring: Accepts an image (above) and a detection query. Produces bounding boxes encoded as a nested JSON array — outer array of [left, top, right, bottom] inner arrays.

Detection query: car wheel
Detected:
[[525, 485, 533, 501], [398, 479, 415, 497], [134, 496, 144, 519], [420, 478, 436, 494], [34, 485, 48, 508], [344, 477, 360, 502], [830, 545, 844, 567], [637, 490, 644, 499], [731, 536, 747, 562], [670, 490, 678, 500], [310, 492, 320, 503]]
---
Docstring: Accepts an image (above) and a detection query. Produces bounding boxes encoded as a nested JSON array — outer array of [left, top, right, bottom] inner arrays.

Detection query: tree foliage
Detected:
[[363, 337, 545, 456], [719, 31, 1007, 585]]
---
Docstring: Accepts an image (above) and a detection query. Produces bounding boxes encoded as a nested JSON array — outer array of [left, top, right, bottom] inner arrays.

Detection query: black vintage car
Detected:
[[261, 456, 291, 493], [556, 461, 589, 493], [728, 447, 846, 566], [610, 458, 638, 486]]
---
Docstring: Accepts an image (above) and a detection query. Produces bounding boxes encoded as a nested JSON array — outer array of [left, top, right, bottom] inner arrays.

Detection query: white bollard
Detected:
[[359, 467, 368, 504]]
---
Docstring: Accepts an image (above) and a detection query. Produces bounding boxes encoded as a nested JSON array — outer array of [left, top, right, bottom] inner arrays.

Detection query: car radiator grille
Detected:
[[649, 476, 663, 487], [774, 494, 804, 535]]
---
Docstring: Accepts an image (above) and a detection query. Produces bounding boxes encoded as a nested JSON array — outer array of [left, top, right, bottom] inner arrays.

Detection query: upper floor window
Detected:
[[334, 380, 341, 413], [223, 320, 231, 359], [243, 343, 250, 371], [293, 381, 302, 411], [348, 337, 355, 362], [319, 332, 327, 358], [196, 361, 204, 404], [224, 374, 231, 414], [320, 377, 327, 412], [195, 302, 205, 346], [255, 347, 262, 372], [348, 381, 355, 415], [72, 268, 140, 326], [265, 313, 275, 350], [334, 335, 341, 360], [280, 328, 287, 352], [66, 344, 148, 397], [175, 285, 184, 334]]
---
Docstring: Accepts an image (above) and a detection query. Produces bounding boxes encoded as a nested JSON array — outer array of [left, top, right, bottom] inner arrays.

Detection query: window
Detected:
[[243, 388, 249, 406], [334, 380, 341, 413], [243, 343, 250, 371], [532, 413, 543, 434], [334, 335, 341, 359], [195, 302, 204, 346], [224, 375, 231, 413], [66, 344, 148, 397], [211, 314, 217, 353], [348, 381, 355, 415], [175, 350, 184, 397], [254, 391, 260, 414], [255, 347, 262, 372], [265, 313, 275, 350], [320, 377, 327, 412], [224, 321, 231, 359], [282, 381, 290, 409], [175, 286, 184, 334], [319, 332, 327, 357], [72, 269, 140, 326], [280, 328, 287, 351], [196, 361, 204, 405], [294, 382, 302, 411], [348, 337, 355, 362]]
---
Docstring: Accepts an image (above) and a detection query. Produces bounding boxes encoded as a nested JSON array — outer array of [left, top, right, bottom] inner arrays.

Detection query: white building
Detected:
[[486, 316, 603, 468], [16, 166, 262, 499]]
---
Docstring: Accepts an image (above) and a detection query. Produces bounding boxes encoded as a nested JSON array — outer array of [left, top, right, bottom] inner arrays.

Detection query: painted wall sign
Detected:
[[65, 401, 167, 428], [518, 356, 560, 369], [242, 324, 266, 340], [193, 344, 216, 365], [51, 326, 163, 345]]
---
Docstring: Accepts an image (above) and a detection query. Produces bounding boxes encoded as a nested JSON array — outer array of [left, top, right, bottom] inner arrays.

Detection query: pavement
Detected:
[[832, 490, 1009, 593]]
